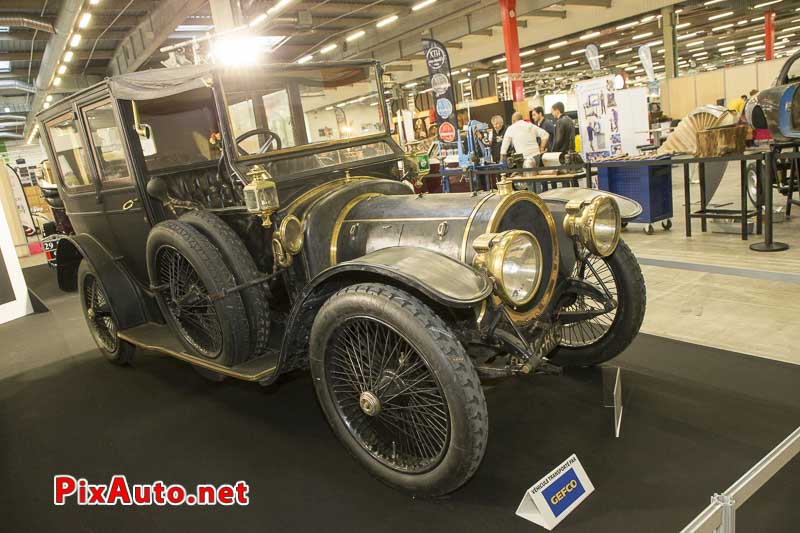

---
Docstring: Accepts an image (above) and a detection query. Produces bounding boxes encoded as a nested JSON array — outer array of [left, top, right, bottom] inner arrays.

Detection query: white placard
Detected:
[[0, 190, 32, 325], [516, 454, 594, 530]]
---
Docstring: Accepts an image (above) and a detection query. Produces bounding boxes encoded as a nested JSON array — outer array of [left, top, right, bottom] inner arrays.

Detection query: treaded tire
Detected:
[[146, 220, 250, 366], [180, 209, 270, 357], [78, 260, 135, 365], [309, 282, 488, 497], [548, 240, 646, 367]]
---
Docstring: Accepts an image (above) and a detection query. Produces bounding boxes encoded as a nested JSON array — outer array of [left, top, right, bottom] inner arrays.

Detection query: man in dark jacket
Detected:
[[550, 102, 575, 154], [489, 115, 506, 163], [531, 106, 555, 152]]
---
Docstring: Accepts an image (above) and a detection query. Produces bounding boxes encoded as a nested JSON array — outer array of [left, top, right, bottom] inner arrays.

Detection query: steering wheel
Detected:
[[235, 128, 282, 156]]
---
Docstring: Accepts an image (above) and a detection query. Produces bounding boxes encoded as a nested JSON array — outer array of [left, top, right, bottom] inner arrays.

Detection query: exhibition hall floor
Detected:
[[1, 266, 799, 532]]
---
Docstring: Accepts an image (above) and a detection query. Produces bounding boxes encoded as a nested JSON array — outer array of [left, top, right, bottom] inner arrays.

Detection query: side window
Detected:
[[786, 57, 800, 83], [46, 114, 91, 189], [84, 101, 129, 183]]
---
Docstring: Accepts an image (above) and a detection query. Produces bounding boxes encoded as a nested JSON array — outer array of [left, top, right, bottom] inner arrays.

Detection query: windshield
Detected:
[[221, 64, 387, 161]]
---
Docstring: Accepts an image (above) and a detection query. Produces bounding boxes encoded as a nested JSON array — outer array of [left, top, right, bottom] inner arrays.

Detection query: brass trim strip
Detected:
[[345, 216, 468, 223], [460, 192, 496, 262], [329, 192, 383, 266], [486, 191, 560, 324], [117, 332, 276, 381]]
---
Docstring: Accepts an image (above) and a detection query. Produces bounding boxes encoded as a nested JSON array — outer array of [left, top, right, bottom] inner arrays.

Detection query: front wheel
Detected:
[[549, 240, 646, 367], [309, 283, 488, 497]]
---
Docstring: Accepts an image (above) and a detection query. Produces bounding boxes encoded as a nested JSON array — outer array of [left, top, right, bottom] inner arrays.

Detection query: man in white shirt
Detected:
[[500, 112, 550, 168]]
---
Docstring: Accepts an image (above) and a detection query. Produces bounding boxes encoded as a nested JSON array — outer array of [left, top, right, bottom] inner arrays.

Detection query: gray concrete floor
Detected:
[[620, 163, 800, 364]]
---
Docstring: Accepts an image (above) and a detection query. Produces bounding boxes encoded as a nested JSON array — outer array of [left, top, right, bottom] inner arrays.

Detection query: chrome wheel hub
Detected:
[[359, 391, 381, 416]]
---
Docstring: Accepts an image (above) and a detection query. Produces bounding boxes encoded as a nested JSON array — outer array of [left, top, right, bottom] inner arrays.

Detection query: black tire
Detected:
[[180, 210, 270, 357], [78, 261, 135, 365], [309, 283, 488, 497], [549, 240, 646, 367], [747, 163, 759, 207], [146, 220, 250, 366]]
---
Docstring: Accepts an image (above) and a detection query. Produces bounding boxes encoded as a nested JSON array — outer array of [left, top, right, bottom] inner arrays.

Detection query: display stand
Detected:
[[601, 366, 623, 438], [750, 150, 789, 252]]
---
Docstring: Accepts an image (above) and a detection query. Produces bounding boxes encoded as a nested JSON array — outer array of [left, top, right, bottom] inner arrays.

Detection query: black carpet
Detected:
[[1, 267, 799, 532]]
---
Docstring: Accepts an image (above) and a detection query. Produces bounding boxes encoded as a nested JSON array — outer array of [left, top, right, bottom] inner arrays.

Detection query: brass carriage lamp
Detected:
[[243, 167, 280, 227]]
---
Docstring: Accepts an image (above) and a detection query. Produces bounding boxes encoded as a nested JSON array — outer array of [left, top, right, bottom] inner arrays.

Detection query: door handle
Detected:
[[122, 198, 139, 211]]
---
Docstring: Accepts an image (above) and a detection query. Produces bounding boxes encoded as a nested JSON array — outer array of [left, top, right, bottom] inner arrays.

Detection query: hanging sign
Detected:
[[585, 44, 601, 71], [638, 45, 655, 81], [422, 38, 459, 145], [516, 454, 595, 530]]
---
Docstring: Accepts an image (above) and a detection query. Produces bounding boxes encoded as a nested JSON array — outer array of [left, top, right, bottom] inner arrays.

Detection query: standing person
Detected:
[[500, 112, 549, 168], [550, 102, 575, 154], [531, 106, 555, 152], [489, 115, 506, 164], [728, 94, 747, 115]]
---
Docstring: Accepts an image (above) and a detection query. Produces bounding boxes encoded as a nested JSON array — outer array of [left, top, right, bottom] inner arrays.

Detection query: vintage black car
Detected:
[[746, 49, 800, 143], [38, 61, 645, 496]]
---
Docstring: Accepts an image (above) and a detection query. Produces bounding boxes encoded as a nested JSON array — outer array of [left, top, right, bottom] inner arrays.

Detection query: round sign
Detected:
[[425, 45, 447, 70], [439, 122, 456, 143], [435, 98, 453, 119], [431, 73, 450, 95]]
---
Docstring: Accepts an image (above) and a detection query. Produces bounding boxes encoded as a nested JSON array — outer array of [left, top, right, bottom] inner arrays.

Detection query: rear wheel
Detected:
[[78, 261, 135, 365], [549, 240, 645, 367], [147, 220, 250, 366], [310, 283, 488, 496]]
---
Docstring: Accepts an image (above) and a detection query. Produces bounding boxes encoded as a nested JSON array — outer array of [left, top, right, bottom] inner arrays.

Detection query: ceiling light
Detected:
[[63, 51, 74, 62], [544, 55, 560, 62], [692, 51, 708, 57], [646, 40, 663, 47], [412, 0, 437, 10], [497, 68, 508, 74], [43, 102, 50, 109], [676, 22, 691, 29], [70, 34, 81, 47], [712, 24, 734, 32], [617, 63, 629, 68], [53, 77, 62, 86], [780, 26, 800, 33], [580, 32, 600, 40], [751, 16, 765, 22], [718, 45, 735, 51], [346, 30, 365, 41], [624, 66, 636, 71], [600, 40, 619, 48], [540, 67, 553, 72], [320, 43, 337, 53], [90, 0, 100, 4], [677, 32, 699, 41], [703, 0, 724, 5], [476, 73, 490, 79], [376, 15, 398, 27], [520, 61, 534, 68], [78, 12, 92, 28], [297, 54, 313, 64], [632, 32, 653, 40], [708, 11, 733, 21], [615, 48, 632, 54], [747, 44, 765, 51], [57, 64, 67, 74], [570, 50, 584, 56], [548, 40, 568, 48], [563, 60, 579, 66], [742, 51, 756, 56], [754, 0, 782, 7], [687, 40, 705, 48], [403, 82, 417, 88], [640, 15, 656, 23], [520, 49, 536, 57], [492, 57, 506, 63], [45, 94, 53, 102], [616, 21, 639, 30]]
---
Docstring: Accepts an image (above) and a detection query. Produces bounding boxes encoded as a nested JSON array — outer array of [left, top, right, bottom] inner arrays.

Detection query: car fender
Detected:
[[56, 234, 148, 330], [273, 246, 492, 382], [539, 187, 643, 221]]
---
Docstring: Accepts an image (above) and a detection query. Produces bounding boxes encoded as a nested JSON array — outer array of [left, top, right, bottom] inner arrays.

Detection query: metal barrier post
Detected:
[[683, 163, 692, 237], [739, 160, 748, 240], [750, 150, 789, 252]]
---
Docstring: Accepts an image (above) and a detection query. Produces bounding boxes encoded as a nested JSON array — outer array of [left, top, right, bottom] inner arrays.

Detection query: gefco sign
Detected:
[[516, 454, 594, 530]]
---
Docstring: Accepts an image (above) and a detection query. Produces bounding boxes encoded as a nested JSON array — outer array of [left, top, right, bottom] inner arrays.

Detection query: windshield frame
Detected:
[[215, 60, 396, 168]]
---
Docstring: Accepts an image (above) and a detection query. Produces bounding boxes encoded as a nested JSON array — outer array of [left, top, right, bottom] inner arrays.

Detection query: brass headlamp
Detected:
[[562, 196, 621, 257], [243, 167, 280, 228], [472, 230, 543, 307]]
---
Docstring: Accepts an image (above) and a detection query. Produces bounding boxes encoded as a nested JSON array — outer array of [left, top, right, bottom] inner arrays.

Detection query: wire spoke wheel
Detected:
[[82, 272, 118, 353], [155, 245, 223, 358], [558, 253, 618, 347], [326, 316, 451, 474]]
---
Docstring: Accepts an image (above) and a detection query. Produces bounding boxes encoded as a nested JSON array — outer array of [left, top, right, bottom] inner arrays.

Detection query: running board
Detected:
[[118, 322, 278, 381]]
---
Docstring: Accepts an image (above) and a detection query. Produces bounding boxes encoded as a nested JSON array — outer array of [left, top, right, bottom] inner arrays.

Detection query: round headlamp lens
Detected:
[[501, 233, 542, 305], [591, 198, 620, 257]]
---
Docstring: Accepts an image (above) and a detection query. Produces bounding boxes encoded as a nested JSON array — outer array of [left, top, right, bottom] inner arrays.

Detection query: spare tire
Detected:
[[180, 210, 270, 357], [147, 220, 250, 366]]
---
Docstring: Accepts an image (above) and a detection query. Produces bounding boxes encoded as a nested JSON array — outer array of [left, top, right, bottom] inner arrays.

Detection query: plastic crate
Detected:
[[597, 164, 673, 224]]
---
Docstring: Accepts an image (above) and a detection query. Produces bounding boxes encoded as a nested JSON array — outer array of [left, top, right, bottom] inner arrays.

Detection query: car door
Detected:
[[80, 97, 151, 282]]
